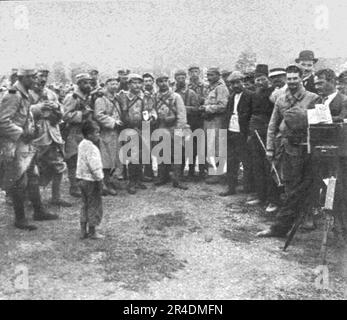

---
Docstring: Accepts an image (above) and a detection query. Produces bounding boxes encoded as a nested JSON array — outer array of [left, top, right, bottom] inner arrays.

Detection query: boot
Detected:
[[136, 181, 147, 190], [80, 222, 88, 239], [33, 207, 59, 221], [127, 181, 137, 194], [103, 170, 118, 196], [50, 173, 73, 207], [143, 164, 154, 182], [12, 191, 37, 231], [88, 226, 105, 240], [27, 180, 59, 221]]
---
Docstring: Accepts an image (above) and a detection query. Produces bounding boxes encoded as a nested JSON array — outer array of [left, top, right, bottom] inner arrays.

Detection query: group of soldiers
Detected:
[[1, 49, 347, 240]]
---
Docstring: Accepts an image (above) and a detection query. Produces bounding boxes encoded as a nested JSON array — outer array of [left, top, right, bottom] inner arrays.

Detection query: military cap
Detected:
[[227, 71, 244, 82], [37, 69, 50, 75], [142, 72, 154, 80], [75, 73, 92, 83], [155, 73, 169, 82], [118, 69, 130, 76], [11, 68, 18, 75], [338, 71, 347, 83], [174, 69, 187, 77], [207, 67, 220, 75], [188, 64, 200, 72], [269, 68, 286, 78], [105, 77, 119, 84], [17, 68, 37, 76], [254, 64, 269, 78], [295, 50, 318, 63], [89, 69, 99, 75], [127, 73, 143, 83], [221, 69, 231, 76]]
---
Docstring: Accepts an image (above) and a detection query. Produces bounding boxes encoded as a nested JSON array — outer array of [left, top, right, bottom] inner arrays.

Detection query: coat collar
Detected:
[[14, 81, 30, 99], [74, 87, 89, 100], [207, 78, 224, 91], [285, 84, 306, 102], [126, 90, 144, 101], [156, 89, 173, 100]]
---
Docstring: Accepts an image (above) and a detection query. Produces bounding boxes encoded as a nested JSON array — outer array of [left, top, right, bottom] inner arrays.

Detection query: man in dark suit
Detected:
[[313, 69, 347, 232], [220, 71, 253, 196], [295, 50, 318, 94]]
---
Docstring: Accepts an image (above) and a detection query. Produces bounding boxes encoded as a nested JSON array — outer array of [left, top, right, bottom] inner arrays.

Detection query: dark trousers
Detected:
[[271, 149, 313, 235], [9, 160, 43, 221], [66, 155, 78, 189], [226, 131, 253, 191], [79, 180, 103, 227], [158, 135, 184, 184], [249, 134, 280, 203]]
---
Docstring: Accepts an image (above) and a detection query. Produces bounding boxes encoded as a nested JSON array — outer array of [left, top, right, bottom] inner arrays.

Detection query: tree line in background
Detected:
[[3, 48, 347, 86]]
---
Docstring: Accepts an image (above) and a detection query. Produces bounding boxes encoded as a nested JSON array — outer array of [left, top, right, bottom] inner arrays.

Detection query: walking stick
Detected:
[[254, 130, 283, 187]]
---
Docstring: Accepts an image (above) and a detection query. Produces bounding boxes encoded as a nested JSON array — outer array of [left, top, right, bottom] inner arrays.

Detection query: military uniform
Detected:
[[154, 87, 189, 187], [143, 87, 157, 180], [175, 83, 201, 177], [266, 85, 319, 235], [202, 77, 229, 177], [62, 86, 93, 196], [0, 78, 58, 230], [119, 85, 157, 193], [30, 87, 70, 206], [94, 90, 123, 194]]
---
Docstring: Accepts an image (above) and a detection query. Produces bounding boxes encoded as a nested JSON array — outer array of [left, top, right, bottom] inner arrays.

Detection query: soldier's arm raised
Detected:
[[62, 94, 83, 123], [205, 85, 229, 114], [0, 93, 23, 141]]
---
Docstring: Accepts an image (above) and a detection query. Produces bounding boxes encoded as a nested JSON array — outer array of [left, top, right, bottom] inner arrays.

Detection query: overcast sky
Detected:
[[1, 0, 347, 74]]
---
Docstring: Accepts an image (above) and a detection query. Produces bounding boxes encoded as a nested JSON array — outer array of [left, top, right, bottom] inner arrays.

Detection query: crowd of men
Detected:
[[1, 49, 347, 241]]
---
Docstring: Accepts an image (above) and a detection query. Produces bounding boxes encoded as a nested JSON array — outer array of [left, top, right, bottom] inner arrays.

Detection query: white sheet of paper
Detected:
[[307, 104, 333, 125]]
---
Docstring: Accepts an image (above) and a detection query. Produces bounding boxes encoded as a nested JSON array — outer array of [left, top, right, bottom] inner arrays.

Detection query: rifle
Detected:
[[254, 129, 283, 187]]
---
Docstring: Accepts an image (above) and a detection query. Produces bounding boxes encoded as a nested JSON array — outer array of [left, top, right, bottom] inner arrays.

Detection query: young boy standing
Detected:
[[76, 120, 104, 239]]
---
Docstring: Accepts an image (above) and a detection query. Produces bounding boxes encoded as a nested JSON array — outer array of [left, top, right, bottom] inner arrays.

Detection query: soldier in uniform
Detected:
[[174, 69, 201, 180], [117, 69, 130, 92], [257, 65, 319, 237], [30, 69, 71, 207], [89, 69, 104, 109], [62, 73, 93, 197], [295, 50, 318, 94], [118, 74, 157, 194], [94, 77, 123, 196], [200, 67, 229, 184], [188, 64, 206, 106], [0, 68, 59, 230], [154, 74, 189, 190], [142, 72, 157, 182]]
